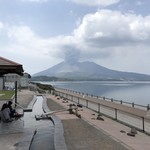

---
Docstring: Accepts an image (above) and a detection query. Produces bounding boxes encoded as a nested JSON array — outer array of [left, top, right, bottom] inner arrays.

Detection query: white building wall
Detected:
[[0, 77, 4, 90]]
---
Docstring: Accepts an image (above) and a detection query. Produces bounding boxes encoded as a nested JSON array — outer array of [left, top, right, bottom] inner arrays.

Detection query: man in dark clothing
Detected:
[[7, 101, 16, 118]]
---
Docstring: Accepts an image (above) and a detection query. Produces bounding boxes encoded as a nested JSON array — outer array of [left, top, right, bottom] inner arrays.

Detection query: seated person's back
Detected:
[[1, 103, 11, 122]]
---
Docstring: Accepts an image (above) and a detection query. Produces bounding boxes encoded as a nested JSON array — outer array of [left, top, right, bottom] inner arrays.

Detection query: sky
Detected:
[[1, 0, 150, 75]]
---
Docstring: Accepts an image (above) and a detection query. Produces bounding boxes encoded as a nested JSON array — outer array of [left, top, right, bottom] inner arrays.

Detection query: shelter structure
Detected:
[[0, 56, 24, 76], [0, 56, 24, 90]]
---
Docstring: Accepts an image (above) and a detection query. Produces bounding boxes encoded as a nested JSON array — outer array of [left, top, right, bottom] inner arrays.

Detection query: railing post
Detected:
[[142, 117, 145, 132], [115, 109, 117, 120], [69, 104, 73, 114], [132, 102, 134, 108], [78, 97, 79, 104], [98, 104, 100, 113], [86, 100, 88, 108]]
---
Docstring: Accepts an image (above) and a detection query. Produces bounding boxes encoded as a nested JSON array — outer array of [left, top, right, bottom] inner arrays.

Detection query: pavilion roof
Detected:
[[0, 56, 24, 76]]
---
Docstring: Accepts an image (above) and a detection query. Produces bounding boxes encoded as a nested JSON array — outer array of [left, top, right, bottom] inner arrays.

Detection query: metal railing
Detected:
[[59, 88, 150, 111], [53, 88, 150, 135]]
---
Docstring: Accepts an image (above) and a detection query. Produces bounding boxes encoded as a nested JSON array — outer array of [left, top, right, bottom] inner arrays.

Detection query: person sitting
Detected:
[[7, 101, 16, 118], [1, 103, 12, 122], [7, 101, 23, 120]]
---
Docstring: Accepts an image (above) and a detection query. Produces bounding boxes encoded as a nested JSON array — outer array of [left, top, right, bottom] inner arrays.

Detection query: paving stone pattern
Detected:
[[62, 119, 129, 150], [47, 98, 130, 150]]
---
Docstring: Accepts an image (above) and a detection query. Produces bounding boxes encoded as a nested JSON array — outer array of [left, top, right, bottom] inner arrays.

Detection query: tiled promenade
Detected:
[[46, 94, 150, 150]]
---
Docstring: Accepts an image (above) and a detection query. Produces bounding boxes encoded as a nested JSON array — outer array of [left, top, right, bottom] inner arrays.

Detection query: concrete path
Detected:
[[46, 94, 150, 150], [0, 90, 35, 150], [0, 90, 64, 150], [17, 95, 55, 150]]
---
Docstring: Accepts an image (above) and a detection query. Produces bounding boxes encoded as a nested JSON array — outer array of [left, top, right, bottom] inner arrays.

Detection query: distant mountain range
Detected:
[[32, 61, 150, 81]]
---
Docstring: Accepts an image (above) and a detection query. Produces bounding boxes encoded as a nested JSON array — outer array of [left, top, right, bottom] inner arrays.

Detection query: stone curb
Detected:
[[27, 95, 37, 110], [16, 129, 37, 150], [42, 95, 67, 150]]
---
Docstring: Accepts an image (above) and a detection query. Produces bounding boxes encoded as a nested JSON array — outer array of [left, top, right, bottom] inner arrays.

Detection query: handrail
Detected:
[[12, 101, 25, 109], [54, 87, 149, 110], [54, 88, 150, 134], [11, 101, 32, 112], [42, 109, 69, 116]]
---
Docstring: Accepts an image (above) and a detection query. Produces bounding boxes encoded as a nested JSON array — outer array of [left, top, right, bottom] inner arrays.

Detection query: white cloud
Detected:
[[0, 24, 57, 73], [74, 10, 150, 48], [1, 9, 150, 74], [70, 0, 120, 6], [0, 22, 4, 29], [6, 26, 49, 56], [20, 0, 48, 2], [136, 1, 144, 6], [71, 10, 150, 74]]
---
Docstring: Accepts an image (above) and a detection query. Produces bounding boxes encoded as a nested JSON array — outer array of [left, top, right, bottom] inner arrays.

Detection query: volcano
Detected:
[[33, 61, 150, 81]]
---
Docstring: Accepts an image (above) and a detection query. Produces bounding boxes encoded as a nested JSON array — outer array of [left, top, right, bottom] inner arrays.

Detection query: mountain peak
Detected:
[[33, 61, 150, 81]]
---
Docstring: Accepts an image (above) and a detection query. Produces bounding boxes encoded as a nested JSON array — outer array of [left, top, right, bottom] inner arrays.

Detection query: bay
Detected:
[[42, 81, 150, 106]]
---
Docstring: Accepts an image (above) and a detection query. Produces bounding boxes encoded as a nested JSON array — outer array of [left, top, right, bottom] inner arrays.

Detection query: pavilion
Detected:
[[0, 56, 24, 90]]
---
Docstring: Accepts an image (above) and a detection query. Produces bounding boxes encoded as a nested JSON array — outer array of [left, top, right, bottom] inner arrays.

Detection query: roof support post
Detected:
[[15, 81, 17, 108]]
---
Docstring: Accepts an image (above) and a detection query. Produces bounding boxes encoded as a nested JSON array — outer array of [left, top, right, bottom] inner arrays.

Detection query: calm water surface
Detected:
[[43, 81, 150, 106]]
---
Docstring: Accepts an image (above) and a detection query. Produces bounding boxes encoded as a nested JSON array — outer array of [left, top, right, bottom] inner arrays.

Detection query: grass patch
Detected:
[[0, 90, 15, 100]]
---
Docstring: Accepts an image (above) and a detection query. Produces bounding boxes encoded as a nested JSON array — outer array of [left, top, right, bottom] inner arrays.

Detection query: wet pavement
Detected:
[[0, 119, 24, 135], [0, 90, 35, 150], [0, 91, 66, 150], [29, 125, 54, 150], [17, 96, 55, 150]]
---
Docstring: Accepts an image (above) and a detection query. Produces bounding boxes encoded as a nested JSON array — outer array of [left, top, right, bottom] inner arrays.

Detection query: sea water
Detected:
[[42, 81, 150, 106]]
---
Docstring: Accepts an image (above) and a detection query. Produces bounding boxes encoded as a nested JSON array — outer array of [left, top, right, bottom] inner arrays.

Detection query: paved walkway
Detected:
[[0, 90, 65, 150], [0, 90, 150, 150], [46, 94, 150, 150]]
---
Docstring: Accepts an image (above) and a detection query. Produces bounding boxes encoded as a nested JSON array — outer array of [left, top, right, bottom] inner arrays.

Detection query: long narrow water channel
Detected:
[[23, 96, 55, 150]]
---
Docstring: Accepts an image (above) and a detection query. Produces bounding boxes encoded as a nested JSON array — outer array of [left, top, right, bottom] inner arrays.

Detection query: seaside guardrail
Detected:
[[53, 87, 150, 135]]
